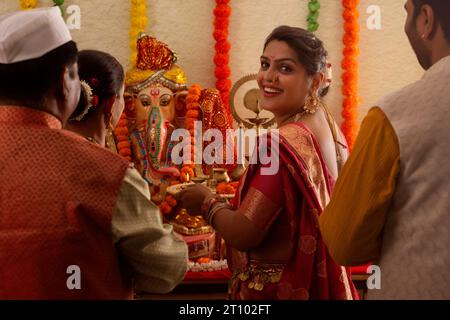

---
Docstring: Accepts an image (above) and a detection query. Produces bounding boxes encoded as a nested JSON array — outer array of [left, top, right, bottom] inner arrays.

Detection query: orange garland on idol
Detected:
[[341, 0, 360, 150], [180, 84, 202, 183], [113, 114, 132, 162], [213, 0, 233, 125]]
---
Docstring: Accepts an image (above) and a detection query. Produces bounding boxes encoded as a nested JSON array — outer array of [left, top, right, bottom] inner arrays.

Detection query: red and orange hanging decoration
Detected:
[[180, 83, 202, 182], [114, 114, 132, 162], [213, 0, 233, 125], [341, 0, 360, 150]]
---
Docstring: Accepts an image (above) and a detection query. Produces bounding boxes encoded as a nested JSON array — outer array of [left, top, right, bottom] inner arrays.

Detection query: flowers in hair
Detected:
[[71, 80, 99, 121]]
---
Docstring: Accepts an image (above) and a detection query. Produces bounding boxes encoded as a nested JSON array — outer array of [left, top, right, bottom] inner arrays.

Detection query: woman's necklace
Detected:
[[278, 109, 308, 127]]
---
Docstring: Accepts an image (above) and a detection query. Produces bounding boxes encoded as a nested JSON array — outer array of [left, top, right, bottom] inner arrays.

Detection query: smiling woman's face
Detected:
[[257, 40, 311, 118]]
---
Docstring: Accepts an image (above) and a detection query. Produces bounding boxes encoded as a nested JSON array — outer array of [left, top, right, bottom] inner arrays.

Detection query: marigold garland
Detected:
[[114, 114, 132, 162], [179, 83, 203, 182], [20, 0, 38, 10], [159, 194, 177, 216], [20, 0, 64, 13], [341, 0, 360, 150], [213, 0, 233, 126], [307, 0, 321, 32], [129, 0, 148, 66]]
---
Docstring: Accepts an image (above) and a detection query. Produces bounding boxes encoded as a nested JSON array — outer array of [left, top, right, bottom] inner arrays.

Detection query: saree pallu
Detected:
[[228, 122, 358, 300]]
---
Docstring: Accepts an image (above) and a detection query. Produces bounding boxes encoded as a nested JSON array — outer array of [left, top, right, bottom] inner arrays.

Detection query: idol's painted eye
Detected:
[[159, 94, 172, 107], [139, 94, 151, 107]]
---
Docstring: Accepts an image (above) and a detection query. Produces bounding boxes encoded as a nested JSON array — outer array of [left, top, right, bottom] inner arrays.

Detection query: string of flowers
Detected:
[[180, 84, 202, 183], [159, 194, 177, 216], [20, 0, 38, 10], [129, 0, 148, 66], [341, 0, 360, 150], [114, 114, 132, 162], [307, 0, 321, 32], [213, 0, 233, 126]]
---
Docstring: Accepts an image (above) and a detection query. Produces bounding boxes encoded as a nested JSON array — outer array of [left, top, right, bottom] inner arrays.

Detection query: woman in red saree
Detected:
[[178, 26, 358, 300]]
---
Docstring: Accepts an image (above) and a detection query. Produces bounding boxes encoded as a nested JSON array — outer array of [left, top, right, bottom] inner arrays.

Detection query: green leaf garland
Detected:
[[307, 0, 320, 32], [53, 0, 64, 16]]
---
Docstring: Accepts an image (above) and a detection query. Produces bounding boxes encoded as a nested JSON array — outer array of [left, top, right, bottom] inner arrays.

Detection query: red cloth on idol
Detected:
[[0, 106, 132, 299]]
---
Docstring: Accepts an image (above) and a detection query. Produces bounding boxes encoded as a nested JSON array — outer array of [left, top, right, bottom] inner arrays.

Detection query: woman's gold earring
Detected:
[[303, 92, 319, 114]]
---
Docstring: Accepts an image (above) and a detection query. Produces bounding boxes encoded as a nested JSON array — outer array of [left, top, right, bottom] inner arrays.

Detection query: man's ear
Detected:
[[59, 64, 78, 100], [55, 66, 69, 101], [420, 4, 437, 40]]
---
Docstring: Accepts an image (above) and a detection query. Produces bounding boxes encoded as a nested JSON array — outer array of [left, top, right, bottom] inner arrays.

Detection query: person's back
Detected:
[[0, 8, 188, 299], [319, 0, 450, 299], [0, 109, 132, 299], [370, 55, 450, 299]]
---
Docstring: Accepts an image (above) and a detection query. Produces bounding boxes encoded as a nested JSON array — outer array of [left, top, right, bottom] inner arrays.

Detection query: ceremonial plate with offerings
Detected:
[[166, 181, 237, 200], [170, 208, 213, 236]]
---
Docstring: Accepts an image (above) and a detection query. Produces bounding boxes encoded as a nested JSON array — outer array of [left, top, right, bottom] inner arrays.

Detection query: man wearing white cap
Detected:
[[0, 8, 188, 299]]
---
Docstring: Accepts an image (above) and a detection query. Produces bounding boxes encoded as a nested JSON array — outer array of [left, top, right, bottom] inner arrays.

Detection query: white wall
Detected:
[[0, 0, 424, 123]]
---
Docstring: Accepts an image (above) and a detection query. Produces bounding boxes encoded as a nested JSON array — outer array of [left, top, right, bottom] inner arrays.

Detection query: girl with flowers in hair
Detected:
[[178, 26, 358, 300]]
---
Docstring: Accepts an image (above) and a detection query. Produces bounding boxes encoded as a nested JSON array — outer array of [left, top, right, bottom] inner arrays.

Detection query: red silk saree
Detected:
[[228, 122, 358, 300]]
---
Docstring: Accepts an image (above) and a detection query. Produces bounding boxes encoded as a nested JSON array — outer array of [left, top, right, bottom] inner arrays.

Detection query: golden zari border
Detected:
[[279, 124, 330, 210]]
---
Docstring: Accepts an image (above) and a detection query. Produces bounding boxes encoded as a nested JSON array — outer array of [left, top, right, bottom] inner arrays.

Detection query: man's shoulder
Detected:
[[377, 79, 423, 111], [50, 130, 130, 176]]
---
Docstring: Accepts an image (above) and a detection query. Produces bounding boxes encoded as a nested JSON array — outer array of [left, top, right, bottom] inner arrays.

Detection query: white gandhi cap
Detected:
[[0, 7, 72, 64]]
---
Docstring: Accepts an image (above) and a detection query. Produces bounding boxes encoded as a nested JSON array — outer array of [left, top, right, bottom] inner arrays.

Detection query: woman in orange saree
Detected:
[[178, 26, 358, 300]]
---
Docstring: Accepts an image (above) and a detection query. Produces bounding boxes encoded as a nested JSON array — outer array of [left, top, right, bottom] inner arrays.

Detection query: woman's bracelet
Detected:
[[201, 195, 221, 217], [201, 195, 231, 226], [207, 202, 231, 226]]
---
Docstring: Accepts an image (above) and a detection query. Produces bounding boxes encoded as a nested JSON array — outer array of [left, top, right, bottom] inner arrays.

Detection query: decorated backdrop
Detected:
[[1, 0, 423, 136]]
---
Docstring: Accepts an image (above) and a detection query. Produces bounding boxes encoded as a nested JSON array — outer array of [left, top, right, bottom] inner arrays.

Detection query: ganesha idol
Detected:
[[116, 34, 235, 203]]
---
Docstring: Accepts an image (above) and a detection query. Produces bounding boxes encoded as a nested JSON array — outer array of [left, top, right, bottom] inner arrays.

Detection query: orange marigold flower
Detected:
[[118, 141, 131, 149], [186, 110, 201, 118], [159, 202, 172, 215], [119, 149, 132, 157], [114, 127, 128, 136], [166, 195, 177, 207]]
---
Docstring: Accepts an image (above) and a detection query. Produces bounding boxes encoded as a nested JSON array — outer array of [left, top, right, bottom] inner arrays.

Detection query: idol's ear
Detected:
[[174, 90, 189, 127], [123, 90, 136, 117], [174, 90, 188, 112]]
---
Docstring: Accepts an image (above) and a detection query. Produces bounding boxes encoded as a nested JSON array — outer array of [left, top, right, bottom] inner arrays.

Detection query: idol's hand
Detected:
[[176, 184, 214, 215]]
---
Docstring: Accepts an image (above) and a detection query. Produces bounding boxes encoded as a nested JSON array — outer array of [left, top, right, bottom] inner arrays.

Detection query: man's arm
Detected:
[[319, 107, 400, 266], [112, 167, 188, 294]]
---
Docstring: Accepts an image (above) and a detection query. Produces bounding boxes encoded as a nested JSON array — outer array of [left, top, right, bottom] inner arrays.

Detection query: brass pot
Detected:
[[212, 168, 230, 183], [230, 163, 246, 181]]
